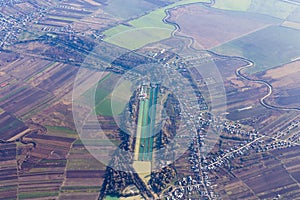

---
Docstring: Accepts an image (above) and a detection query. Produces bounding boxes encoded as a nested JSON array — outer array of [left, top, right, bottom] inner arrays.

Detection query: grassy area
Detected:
[[103, 0, 210, 50], [67, 139, 118, 171], [45, 125, 78, 139], [105, 195, 120, 200], [96, 80, 132, 116], [103, 0, 158, 19], [135, 86, 158, 161], [45, 126, 76, 134], [79, 73, 112, 106], [105, 27, 172, 50], [0, 186, 16, 192], [77, 73, 131, 116], [248, 0, 298, 19], [0, 118, 24, 133], [67, 156, 105, 171], [134, 97, 144, 160], [213, 25, 300, 73], [129, 9, 173, 29], [213, 0, 251, 11], [48, 15, 78, 22], [61, 185, 101, 192], [103, 25, 132, 38], [74, 139, 120, 146], [19, 192, 58, 199]]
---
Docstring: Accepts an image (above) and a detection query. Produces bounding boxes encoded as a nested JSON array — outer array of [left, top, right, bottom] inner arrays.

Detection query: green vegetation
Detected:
[[105, 195, 120, 200], [19, 192, 58, 199], [168, 0, 210, 7], [103, 25, 132, 38], [248, 0, 298, 19], [136, 86, 158, 161], [0, 86, 26, 102], [45, 126, 76, 134], [0, 117, 24, 133], [67, 139, 109, 170], [77, 73, 131, 116], [77, 73, 112, 108], [105, 27, 172, 50], [48, 15, 77, 22], [213, 25, 300, 73], [62, 186, 101, 190], [103, 0, 210, 50], [80, 73, 112, 103], [74, 139, 120, 146], [96, 99, 115, 116], [25, 62, 58, 82], [129, 9, 173, 29], [96, 80, 132, 116], [45, 125, 77, 139], [0, 186, 16, 192], [61, 185, 101, 193], [103, 0, 158, 19], [213, 0, 251, 11]]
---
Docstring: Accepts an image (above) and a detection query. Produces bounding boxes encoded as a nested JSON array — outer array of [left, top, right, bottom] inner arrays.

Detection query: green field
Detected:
[[105, 195, 120, 200], [48, 15, 78, 22], [102, 0, 159, 19], [213, 0, 251, 11], [19, 192, 58, 199], [78, 73, 112, 107], [213, 25, 300, 73], [96, 80, 132, 116], [248, 0, 298, 19], [105, 27, 172, 50], [103, 0, 210, 50], [135, 85, 158, 161], [67, 139, 112, 170], [45, 126, 76, 133], [103, 25, 133, 38], [77, 73, 132, 116]]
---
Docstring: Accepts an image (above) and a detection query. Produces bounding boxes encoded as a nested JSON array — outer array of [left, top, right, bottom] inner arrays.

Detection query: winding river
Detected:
[[162, 0, 300, 112]]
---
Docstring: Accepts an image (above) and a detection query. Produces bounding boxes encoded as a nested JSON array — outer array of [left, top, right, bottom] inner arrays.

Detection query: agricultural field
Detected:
[[100, 0, 160, 19], [213, 0, 298, 19], [0, 55, 78, 119], [15, 125, 77, 200], [103, 0, 210, 50], [213, 25, 300, 73], [33, 0, 101, 29], [99, 80, 132, 116], [105, 27, 172, 51], [0, 143, 18, 200], [256, 60, 300, 108], [213, 0, 251, 11], [0, 111, 28, 141], [59, 116, 120, 199], [287, 7, 300, 23], [247, 0, 298, 19], [1, 0, 300, 199], [169, 4, 280, 49], [212, 145, 300, 199]]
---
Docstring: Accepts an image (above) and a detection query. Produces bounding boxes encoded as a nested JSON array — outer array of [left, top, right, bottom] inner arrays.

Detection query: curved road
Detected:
[[163, 1, 300, 112]]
